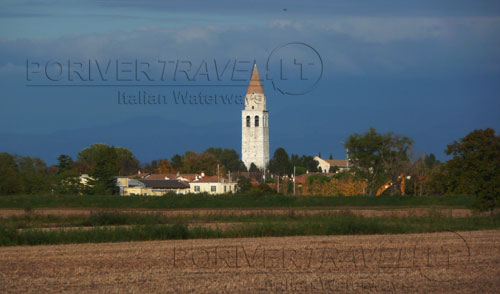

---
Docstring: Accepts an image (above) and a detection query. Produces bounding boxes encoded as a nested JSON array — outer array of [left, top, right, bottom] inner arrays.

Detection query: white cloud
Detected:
[[0, 16, 499, 78], [323, 16, 500, 43]]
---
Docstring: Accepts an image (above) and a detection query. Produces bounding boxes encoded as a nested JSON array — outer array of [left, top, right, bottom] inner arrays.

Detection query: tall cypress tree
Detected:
[[89, 146, 120, 195]]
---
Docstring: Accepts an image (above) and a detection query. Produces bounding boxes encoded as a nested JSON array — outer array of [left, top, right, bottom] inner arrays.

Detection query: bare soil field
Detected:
[[0, 207, 474, 218], [1, 230, 499, 293]]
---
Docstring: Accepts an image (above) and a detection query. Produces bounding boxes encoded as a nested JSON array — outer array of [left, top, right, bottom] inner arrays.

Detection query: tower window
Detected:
[[255, 116, 259, 127], [246, 116, 250, 127]]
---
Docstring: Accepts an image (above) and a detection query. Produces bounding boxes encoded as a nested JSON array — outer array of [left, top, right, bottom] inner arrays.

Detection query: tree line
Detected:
[[0, 128, 498, 211], [342, 127, 499, 211]]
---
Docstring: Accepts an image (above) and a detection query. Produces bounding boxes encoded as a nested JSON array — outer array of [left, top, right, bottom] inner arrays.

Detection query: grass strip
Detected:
[[0, 194, 475, 210], [1, 212, 498, 246]]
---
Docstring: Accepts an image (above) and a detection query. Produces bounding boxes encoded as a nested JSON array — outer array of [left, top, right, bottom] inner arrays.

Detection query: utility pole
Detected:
[[277, 175, 280, 193], [293, 166, 296, 196], [217, 164, 220, 182], [341, 141, 349, 170], [346, 148, 349, 170]]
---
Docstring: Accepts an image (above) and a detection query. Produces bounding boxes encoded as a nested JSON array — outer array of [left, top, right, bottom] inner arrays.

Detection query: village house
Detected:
[[189, 175, 237, 194], [313, 157, 351, 173], [117, 177, 190, 196], [117, 171, 236, 196]]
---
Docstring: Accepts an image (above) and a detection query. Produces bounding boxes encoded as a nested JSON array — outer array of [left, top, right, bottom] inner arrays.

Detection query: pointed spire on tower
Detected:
[[247, 64, 264, 95]]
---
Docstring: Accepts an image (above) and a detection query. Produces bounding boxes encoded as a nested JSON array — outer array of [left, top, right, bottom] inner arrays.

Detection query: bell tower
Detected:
[[241, 64, 270, 171]]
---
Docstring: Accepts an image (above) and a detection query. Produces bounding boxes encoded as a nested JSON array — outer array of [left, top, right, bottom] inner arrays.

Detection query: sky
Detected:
[[1, 0, 499, 165]]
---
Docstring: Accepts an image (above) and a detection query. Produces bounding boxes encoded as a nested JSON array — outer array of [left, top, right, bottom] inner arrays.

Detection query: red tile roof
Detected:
[[325, 159, 349, 167]]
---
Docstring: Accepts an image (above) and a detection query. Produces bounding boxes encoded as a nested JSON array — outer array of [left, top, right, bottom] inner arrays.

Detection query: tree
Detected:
[[424, 153, 440, 169], [345, 128, 413, 195], [295, 166, 306, 175], [56, 154, 74, 174], [302, 156, 319, 172], [0, 153, 53, 195], [0, 153, 22, 195], [248, 163, 259, 172], [445, 128, 500, 212], [289, 154, 318, 174], [170, 154, 183, 171], [88, 146, 120, 195], [54, 165, 82, 195], [157, 159, 175, 174], [115, 147, 140, 175], [345, 128, 385, 195], [77, 143, 110, 173], [77, 144, 138, 176], [238, 160, 247, 172], [408, 153, 441, 196], [16, 156, 51, 194], [205, 148, 241, 172], [380, 133, 413, 195], [181, 151, 219, 175], [236, 176, 252, 193], [143, 159, 160, 174], [269, 147, 291, 176]]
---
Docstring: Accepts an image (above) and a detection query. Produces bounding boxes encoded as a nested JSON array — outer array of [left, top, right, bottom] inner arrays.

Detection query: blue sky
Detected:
[[1, 0, 499, 164]]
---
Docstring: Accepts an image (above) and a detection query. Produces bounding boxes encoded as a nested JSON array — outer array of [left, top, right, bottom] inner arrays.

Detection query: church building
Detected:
[[241, 64, 270, 171]]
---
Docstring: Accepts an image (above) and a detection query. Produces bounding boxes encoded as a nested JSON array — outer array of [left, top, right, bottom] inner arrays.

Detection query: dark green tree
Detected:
[[445, 128, 500, 212], [295, 166, 307, 175], [301, 155, 319, 172], [143, 159, 160, 174], [16, 156, 50, 194], [205, 147, 241, 172], [269, 147, 291, 176], [424, 153, 440, 169], [115, 147, 140, 175], [77, 143, 110, 173], [77, 144, 138, 176], [170, 154, 183, 171], [236, 176, 252, 193], [238, 160, 248, 172], [57, 154, 74, 174], [54, 154, 82, 195], [248, 163, 259, 172], [0, 153, 22, 195], [88, 146, 120, 195]]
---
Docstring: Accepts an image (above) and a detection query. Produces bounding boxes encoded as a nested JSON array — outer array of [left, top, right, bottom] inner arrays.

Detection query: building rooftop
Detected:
[[325, 159, 349, 168], [246, 64, 264, 95], [138, 179, 190, 189]]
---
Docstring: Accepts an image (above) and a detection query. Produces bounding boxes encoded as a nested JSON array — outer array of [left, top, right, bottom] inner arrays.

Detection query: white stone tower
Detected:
[[241, 64, 270, 171]]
